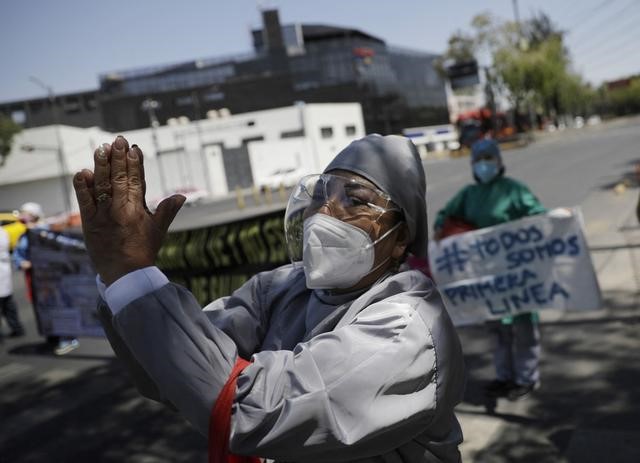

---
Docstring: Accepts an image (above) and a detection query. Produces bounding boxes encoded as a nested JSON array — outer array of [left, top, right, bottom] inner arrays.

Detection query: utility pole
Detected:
[[29, 76, 72, 214], [141, 98, 168, 196], [192, 91, 213, 197], [484, 67, 498, 137], [512, 0, 521, 28], [512, 0, 536, 132]]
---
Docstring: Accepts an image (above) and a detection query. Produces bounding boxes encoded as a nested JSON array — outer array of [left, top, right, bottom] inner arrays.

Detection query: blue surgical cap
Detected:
[[471, 139, 502, 163]]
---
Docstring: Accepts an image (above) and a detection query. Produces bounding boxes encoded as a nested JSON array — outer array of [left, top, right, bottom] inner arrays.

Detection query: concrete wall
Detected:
[[0, 176, 75, 216], [0, 103, 365, 216]]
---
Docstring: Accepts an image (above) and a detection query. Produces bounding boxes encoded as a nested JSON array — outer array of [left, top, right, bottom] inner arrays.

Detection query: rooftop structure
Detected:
[[0, 9, 448, 135]]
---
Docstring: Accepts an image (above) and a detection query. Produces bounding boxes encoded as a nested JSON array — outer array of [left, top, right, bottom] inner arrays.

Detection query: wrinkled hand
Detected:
[[73, 136, 185, 285]]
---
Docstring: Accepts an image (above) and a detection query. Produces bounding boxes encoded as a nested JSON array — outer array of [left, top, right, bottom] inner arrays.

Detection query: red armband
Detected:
[[209, 357, 261, 463]]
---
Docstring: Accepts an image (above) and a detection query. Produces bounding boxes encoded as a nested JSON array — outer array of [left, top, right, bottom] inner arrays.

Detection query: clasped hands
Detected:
[[73, 136, 186, 285]]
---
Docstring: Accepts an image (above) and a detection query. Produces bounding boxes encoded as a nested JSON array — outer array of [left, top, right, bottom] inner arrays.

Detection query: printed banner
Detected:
[[428, 208, 601, 326], [157, 209, 289, 306], [29, 229, 103, 337], [28, 208, 290, 336]]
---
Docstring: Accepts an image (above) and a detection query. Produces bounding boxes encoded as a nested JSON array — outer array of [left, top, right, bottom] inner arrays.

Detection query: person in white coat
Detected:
[[0, 227, 25, 338], [73, 134, 466, 463]]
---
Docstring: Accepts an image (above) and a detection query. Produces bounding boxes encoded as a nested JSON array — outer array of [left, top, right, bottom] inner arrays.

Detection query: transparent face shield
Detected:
[[284, 173, 401, 264]]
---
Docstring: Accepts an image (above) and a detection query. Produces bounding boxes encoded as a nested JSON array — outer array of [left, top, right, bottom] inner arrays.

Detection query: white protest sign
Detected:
[[428, 208, 601, 326]]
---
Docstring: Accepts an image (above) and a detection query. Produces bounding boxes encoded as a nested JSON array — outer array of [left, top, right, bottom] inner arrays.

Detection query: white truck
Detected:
[[402, 124, 460, 158]]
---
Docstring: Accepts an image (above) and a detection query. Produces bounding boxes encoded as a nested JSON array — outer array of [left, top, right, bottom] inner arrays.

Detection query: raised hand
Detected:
[[73, 136, 185, 285]]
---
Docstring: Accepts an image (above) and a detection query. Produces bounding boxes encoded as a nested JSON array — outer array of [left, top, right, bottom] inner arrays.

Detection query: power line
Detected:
[[571, 11, 640, 58], [555, 0, 585, 23], [570, 3, 640, 51], [567, 0, 639, 44], [564, 0, 618, 32], [578, 36, 640, 75], [575, 13, 640, 65]]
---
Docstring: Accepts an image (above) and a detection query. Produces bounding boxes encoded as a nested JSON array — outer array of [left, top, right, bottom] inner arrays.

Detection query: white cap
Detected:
[[20, 202, 44, 219]]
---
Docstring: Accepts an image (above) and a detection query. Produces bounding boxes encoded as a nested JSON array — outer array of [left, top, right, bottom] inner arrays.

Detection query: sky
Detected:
[[1, 0, 638, 103]]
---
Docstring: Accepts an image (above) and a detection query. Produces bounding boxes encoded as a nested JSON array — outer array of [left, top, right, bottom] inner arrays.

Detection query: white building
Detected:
[[0, 103, 365, 215]]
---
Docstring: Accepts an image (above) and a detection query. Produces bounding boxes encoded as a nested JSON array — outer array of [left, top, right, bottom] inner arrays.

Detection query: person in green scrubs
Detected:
[[434, 139, 546, 400]]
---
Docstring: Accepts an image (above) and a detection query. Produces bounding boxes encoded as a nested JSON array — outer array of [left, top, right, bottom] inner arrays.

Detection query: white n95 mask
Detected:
[[302, 214, 401, 289]]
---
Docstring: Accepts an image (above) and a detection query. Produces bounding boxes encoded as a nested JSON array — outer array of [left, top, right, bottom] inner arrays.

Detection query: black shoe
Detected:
[[507, 382, 539, 401], [484, 379, 515, 398]]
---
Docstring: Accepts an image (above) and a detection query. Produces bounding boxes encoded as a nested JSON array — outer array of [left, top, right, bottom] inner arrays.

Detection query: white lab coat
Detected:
[[98, 266, 465, 462], [0, 228, 13, 298]]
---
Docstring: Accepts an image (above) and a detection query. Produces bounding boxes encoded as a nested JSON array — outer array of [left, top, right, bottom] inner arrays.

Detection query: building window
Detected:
[[281, 128, 304, 139], [242, 136, 264, 145], [29, 101, 43, 113], [63, 97, 81, 114], [85, 97, 97, 110], [175, 95, 193, 106], [11, 110, 26, 125], [320, 127, 333, 139], [345, 125, 356, 136], [293, 81, 319, 91], [204, 91, 224, 102]]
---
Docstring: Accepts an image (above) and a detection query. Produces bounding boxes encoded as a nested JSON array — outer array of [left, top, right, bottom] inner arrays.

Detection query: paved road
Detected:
[[428, 117, 640, 462], [425, 117, 640, 228], [1, 117, 639, 462]]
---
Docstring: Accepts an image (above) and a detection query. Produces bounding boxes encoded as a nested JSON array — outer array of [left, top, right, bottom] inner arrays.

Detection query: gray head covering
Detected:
[[323, 134, 428, 258]]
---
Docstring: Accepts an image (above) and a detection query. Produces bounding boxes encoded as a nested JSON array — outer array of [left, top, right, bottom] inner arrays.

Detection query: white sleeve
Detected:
[[111, 283, 238, 436], [96, 266, 169, 314], [230, 298, 448, 461]]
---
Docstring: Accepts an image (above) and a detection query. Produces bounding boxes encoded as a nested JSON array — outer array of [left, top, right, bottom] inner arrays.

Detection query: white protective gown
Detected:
[[98, 265, 465, 463]]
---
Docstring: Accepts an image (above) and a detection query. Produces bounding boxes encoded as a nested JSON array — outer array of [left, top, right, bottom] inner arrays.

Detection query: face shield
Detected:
[[284, 173, 401, 265]]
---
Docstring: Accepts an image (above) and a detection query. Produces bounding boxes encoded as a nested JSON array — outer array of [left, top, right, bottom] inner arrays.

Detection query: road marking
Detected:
[[457, 408, 504, 460], [0, 362, 34, 384], [585, 220, 610, 235]]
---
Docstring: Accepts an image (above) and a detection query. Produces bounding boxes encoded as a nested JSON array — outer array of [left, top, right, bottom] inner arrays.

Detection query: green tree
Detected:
[[433, 31, 477, 77], [441, 11, 593, 120], [603, 78, 640, 115], [0, 115, 22, 166]]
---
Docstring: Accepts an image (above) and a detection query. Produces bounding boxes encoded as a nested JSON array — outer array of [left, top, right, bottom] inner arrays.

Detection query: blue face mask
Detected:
[[473, 160, 499, 183]]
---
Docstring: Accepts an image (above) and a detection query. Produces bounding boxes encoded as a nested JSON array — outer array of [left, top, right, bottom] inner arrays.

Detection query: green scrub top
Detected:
[[434, 175, 546, 324]]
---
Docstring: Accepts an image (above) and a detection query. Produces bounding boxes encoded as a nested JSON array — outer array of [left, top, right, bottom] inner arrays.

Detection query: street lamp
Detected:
[[141, 98, 168, 195], [28, 76, 72, 214]]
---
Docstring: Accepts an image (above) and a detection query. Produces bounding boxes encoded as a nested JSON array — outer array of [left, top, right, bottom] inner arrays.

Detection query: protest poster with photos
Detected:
[[29, 229, 104, 337], [26, 208, 290, 337], [428, 208, 601, 326]]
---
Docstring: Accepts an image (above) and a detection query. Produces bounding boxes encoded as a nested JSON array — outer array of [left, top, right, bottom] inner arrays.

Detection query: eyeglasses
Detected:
[[293, 174, 401, 219]]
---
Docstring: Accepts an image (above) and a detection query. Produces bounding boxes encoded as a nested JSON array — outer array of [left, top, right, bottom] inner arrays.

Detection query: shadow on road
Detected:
[[0, 359, 207, 463], [8, 342, 114, 362], [598, 158, 640, 190], [458, 289, 640, 462]]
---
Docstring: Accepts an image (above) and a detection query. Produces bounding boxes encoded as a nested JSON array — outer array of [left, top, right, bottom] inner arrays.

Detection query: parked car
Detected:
[[587, 115, 602, 126], [261, 167, 305, 190], [0, 211, 27, 251], [149, 187, 210, 210]]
